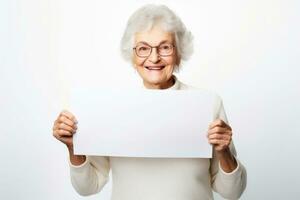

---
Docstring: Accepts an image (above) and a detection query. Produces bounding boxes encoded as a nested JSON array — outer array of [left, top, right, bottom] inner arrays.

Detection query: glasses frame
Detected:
[[133, 43, 175, 58]]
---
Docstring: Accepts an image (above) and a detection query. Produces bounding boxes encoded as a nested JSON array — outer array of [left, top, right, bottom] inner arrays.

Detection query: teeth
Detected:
[[146, 66, 164, 70]]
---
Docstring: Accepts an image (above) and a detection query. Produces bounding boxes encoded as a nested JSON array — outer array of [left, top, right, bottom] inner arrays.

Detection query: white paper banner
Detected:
[[70, 89, 215, 158]]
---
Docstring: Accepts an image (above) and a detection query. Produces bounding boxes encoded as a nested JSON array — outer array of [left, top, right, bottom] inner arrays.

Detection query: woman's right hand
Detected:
[[53, 110, 86, 165], [52, 110, 78, 149]]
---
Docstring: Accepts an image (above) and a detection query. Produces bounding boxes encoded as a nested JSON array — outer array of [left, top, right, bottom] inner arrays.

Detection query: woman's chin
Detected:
[[143, 76, 167, 87]]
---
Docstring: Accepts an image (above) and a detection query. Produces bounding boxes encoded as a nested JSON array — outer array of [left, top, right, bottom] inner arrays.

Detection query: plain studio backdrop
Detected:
[[1, 0, 299, 199]]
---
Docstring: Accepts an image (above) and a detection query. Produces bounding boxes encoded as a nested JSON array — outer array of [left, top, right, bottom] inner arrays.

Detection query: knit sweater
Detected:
[[69, 76, 247, 200]]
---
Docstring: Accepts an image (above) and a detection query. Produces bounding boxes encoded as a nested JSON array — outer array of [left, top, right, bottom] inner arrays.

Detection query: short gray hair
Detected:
[[120, 4, 194, 69]]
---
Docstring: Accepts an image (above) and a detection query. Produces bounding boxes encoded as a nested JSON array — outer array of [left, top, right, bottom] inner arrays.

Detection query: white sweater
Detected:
[[69, 76, 247, 200]]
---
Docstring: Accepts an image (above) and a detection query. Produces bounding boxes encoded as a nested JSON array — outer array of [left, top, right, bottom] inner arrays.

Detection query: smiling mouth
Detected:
[[145, 66, 165, 70]]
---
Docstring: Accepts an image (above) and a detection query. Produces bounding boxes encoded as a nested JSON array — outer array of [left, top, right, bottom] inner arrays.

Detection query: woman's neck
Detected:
[[143, 76, 175, 90]]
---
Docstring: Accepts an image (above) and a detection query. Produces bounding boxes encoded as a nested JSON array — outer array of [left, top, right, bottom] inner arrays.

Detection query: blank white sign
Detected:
[[70, 89, 215, 158]]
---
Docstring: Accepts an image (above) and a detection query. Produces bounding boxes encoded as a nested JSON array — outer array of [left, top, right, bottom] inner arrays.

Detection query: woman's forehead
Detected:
[[134, 26, 175, 45]]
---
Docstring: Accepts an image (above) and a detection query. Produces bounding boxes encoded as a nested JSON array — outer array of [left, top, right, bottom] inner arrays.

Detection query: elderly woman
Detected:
[[52, 4, 246, 200]]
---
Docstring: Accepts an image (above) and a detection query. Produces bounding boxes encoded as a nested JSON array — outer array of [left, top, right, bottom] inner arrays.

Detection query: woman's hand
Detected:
[[207, 119, 237, 172], [52, 110, 86, 165], [52, 110, 78, 149], [207, 119, 232, 152]]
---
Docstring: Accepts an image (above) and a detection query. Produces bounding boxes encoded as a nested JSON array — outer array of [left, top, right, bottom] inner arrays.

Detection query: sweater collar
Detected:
[[142, 75, 180, 90]]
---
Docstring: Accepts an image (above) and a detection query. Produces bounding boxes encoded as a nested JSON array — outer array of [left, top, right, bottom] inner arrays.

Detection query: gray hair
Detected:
[[120, 4, 194, 69]]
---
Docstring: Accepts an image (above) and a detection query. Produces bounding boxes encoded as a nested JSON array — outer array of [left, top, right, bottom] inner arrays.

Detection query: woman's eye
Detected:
[[160, 45, 170, 50], [138, 46, 149, 51]]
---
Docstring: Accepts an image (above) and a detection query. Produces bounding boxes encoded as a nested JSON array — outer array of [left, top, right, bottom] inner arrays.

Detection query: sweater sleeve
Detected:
[[210, 95, 247, 199], [69, 156, 110, 196]]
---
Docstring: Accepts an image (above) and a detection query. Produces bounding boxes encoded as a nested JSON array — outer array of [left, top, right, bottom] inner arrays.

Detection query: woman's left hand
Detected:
[[207, 119, 232, 152], [207, 119, 238, 172]]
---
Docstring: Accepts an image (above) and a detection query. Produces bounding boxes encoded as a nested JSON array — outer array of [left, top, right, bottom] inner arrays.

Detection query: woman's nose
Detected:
[[148, 48, 160, 63]]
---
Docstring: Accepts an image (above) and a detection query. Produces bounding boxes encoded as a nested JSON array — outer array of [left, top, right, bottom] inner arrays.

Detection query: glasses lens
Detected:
[[159, 43, 173, 56], [136, 45, 151, 57]]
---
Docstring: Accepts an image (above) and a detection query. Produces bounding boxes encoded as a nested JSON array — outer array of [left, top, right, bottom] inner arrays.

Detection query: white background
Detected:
[[1, 0, 299, 199]]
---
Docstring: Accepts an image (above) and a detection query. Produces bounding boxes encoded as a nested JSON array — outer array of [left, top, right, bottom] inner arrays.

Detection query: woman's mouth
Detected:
[[145, 65, 165, 71]]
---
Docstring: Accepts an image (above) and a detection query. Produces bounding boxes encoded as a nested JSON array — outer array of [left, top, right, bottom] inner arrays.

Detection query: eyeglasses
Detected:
[[133, 43, 175, 58]]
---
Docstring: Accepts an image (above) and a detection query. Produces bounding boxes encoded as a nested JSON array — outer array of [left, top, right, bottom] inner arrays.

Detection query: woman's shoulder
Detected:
[[178, 80, 225, 120], [177, 80, 222, 101]]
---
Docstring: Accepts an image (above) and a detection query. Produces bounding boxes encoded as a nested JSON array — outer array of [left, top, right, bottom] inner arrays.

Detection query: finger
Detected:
[[57, 115, 77, 127], [208, 134, 231, 141], [58, 123, 76, 133], [53, 119, 58, 126], [209, 119, 228, 129], [208, 138, 221, 145], [57, 116, 78, 130], [208, 138, 228, 145], [55, 129, 73, 137], [53, 120, 64, 131], [208, 133, 230, 140], [60, 110, 78, 123], [53, 123, 58, 131], [53, 129, 71, 138], [208, 138, 231, 147], [207, 126, 229, 134], [57, 129, 73, 137], [207, 131, 232, 140], [53, 119, 60, 130]]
